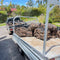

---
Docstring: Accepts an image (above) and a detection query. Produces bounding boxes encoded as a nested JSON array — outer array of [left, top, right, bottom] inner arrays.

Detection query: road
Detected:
[[0, 26, 25, 60]]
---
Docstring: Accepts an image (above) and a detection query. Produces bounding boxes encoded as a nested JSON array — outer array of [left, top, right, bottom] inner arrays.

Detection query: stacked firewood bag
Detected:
[[15, 22, 60, 40], [48, 23, 57, 38], [28, 23, 39, 36], [15, 27, 32, 37], [34, 28, 52, 40], [57, 30, 60, 38], [15, 22, 32, 37]]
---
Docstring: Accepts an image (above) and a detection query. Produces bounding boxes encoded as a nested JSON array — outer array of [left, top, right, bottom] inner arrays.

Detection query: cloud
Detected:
[[3, 2, 9, 5]]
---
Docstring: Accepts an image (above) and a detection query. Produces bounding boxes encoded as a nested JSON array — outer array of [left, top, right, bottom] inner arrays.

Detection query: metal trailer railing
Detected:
[[12, 16, 48, 60], [43, 0, 60, 56], [12, 0, 60, 60]]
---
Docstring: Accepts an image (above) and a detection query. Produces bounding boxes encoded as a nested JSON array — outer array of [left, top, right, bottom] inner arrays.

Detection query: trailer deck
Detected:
[[21, 37, 60, 59]]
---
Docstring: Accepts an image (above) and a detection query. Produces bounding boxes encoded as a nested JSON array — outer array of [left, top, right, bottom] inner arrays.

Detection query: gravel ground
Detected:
[[0, 26, 25, 60]]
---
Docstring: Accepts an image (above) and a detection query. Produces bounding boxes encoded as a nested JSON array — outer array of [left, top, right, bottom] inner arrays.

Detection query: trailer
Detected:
[[12, 0, 60, 60]]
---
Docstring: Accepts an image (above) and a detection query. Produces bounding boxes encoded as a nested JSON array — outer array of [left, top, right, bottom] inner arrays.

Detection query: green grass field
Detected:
[[0, 23, 6, 26]]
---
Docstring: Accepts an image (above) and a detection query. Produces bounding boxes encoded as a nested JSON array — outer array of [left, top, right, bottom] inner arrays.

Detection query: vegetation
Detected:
[[0, 11, 7, 23], [0, 0, 60, 27], [53, 23, 60, 27], [49, 6, 60, 23], [0, 23, 6, 26]]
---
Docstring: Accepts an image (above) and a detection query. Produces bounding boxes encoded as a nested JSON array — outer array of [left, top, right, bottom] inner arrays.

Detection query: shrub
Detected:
[[49, 6, 60, 23], [21, 8, 32, 16], [30, 8, 40, 16], [21, 5, 46, 16], [0, 11, 7, 23], [38, 5, 46, 15]]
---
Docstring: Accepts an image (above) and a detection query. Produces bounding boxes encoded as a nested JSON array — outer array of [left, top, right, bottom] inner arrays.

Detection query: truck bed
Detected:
[[21, 37, 60, 59]]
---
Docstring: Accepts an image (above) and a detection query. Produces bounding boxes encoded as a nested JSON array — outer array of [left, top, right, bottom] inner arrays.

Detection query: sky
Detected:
[[0, 0, 60, 6], [0, 0, 32, 6]]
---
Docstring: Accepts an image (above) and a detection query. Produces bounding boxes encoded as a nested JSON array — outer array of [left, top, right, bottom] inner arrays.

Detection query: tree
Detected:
[[36, 0, 44, 7], [44, 0, 47, 3], [49, 6, 60, 22], [1, 0, 4, 10], [36, 0, 47, 7], [9, 1, 13, 8], [26, 0, 34, 7], [36, 0, 40, 7], [16, 5, 20, 9], [5, 2, 12, 16]]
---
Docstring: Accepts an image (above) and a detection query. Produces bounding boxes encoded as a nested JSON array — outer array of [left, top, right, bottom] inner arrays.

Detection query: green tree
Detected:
[[36, 0, 47, 7], [9, 1, 13, 8], [49, 6, 60, 23], [16, 5, 20, 9], [1, 0, 4, 10], [36, 0, 40, 7], [44, 0, 47, 4], [26, 0, 34, 7], [36, 0, 44, 7]]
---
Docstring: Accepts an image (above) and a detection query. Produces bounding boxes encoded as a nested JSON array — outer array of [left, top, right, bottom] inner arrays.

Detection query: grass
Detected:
[[0, 23, 6, 26], [53, 22, 60, 27], [38, 15, 45, 23], [20, 15, 45, 23], [20, 17, 39, 22]]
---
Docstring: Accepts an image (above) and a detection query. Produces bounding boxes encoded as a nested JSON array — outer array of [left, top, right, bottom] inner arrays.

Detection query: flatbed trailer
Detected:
[[13, 33, 60, 60], [13, 33, 48, 60], [12, 0, 60, 60]]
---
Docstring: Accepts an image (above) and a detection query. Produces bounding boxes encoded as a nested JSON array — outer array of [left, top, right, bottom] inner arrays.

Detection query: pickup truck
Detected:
[[6, 17, 20, 35]]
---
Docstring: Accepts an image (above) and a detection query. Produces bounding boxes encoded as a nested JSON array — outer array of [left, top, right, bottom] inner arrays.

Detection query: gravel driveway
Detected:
[[0, 26, 24, 60]]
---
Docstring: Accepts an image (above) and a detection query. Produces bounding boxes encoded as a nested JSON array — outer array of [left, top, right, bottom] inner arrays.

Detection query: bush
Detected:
[[49, 6, 60, 23], [21, 8, 32, 16], [21, 5, 46, 16], [38, 5, 46, 15], [0, 11, 7, 23], [15, 9, 21, 15], [49, 17, 53, 23], [30, 8, 40, 16]]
